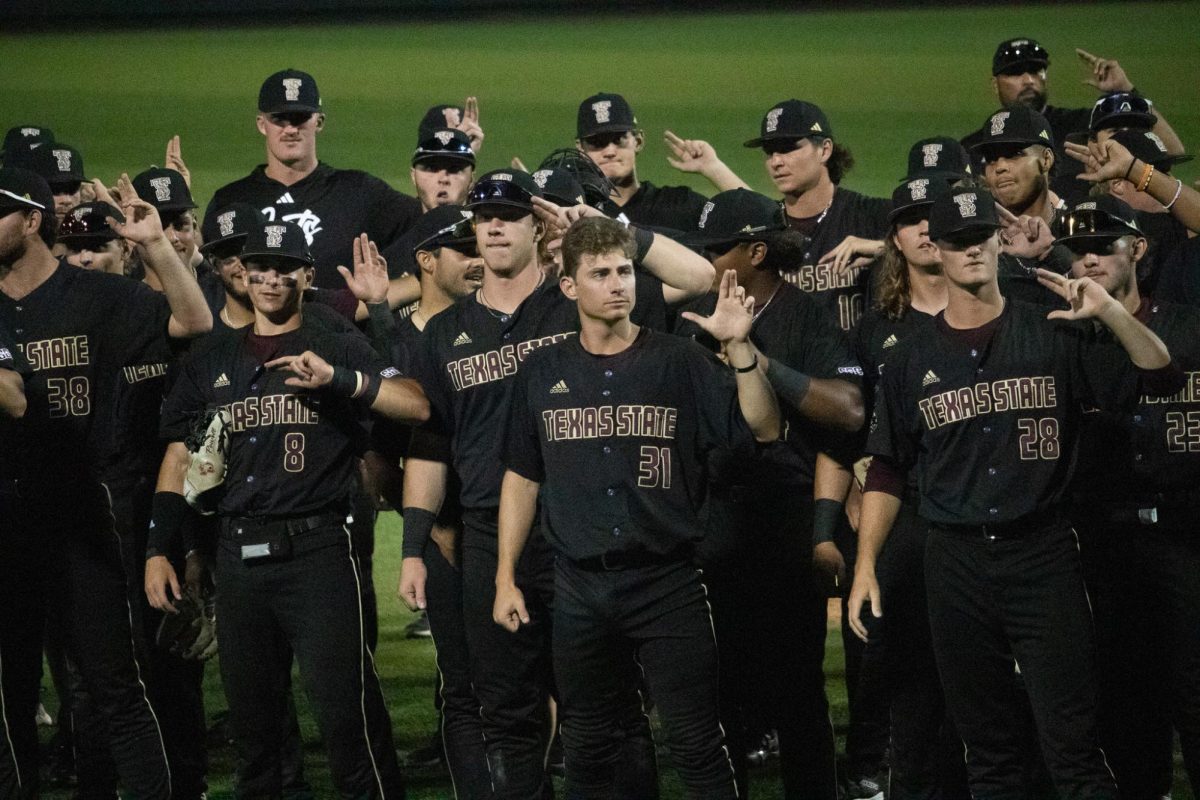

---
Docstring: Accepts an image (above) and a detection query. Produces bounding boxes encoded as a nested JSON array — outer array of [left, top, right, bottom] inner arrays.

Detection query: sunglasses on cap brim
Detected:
[[467, 180, 533, 208], [1056, 209, 1139, 241], [59, 206, 124, 238], [413, 137, 475, 161], [1060, 236, 1130, 257], [414, 218, 478, 254], [996, 42, 1049, 72]]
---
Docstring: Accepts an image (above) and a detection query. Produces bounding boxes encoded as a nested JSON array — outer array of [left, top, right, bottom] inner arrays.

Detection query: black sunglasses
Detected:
[[468, 180, 533, 209], [1056, 209, 1139, 241], [414, 134, 475, 160], [1090, 92, 1151, 126]]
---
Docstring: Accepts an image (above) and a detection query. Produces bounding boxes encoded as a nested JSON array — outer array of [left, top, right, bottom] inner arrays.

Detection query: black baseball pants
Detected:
[[0, 481, 170, 800], [1075, 508, 1200, 800], [215, 520, 405, 799], [461, 518, 556, 800], [925, 520, 1117, 800], [423, 532, 492, 799], [553, 556, 735, 800]]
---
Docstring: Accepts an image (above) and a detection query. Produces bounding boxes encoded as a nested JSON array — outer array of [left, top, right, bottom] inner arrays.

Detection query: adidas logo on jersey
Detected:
[[922, 370, 940, 387], [276, 192, 295, 204], [453, 332, 473, 346], [882, 334, 898, 349], [213, 373, 230, 388], [549, 380, 569, 394]]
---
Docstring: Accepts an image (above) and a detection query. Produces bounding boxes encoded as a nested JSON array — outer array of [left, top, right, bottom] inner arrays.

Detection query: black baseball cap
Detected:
[[58, 202, 124, 243], [888, 178, 945, 225], [744, 99, 833, 148], [1089, 92, 1157, 134], [465, 169, 542, 213], [241, 221, 314, 266], [412, 129, 475, 168], [903, 136, 972, 181], [970, 106, 1054, 159], [681, 188, 787, 248], [538, 148, 615, 208], [410, 205, 476, 256], [258, 69, 322, 115], [1110, 129, 1192, 171], [29, 143, 86, 189], [992, 38, 1050, 76], [132, 167, 196, 213], [418, 105, 464, 142], [0, 168, 53, 217], [200, 202, 264, 258], [577, 93, 637, 139], [1, 125, 53, 160], [928, 187, 1003, 241], [1055, 196, 1141, 245], [531, 167, 586, 208]]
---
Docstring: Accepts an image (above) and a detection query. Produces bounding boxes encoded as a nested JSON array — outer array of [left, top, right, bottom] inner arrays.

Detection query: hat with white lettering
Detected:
[[58, 201, 124, 244], [241, 220, 314, 266], [744, 100, 833, 148], [1089, 91, 1156, 134], [0, 168, 53, 217], [970, 106, 1054, 158], [887, 178, 948, 225], [1109, 129, 1191, 172], [1054, 195, 1140, 246], [902, 136, 972, 182], [928, 187, 1002, 241], [132, 167, 197, 214], [681, 188, 787, 248], [200, 202, 265, 258], [28, 143, 86, 189], [465, 169, 543, 213], [577, 93, 637, 139], [1, 125, 54, 162], [258, 69, 322, 115]]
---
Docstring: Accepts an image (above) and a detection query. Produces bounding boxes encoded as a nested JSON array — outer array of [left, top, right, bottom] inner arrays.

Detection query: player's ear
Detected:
[[314, 114, 326, 132], [255, 114, 268, 137], [818, 138, 833, 164], [533, 218, 546, 243], [559, 273, 577, 300], [1130, 236, 1148, 263], [416, 249, 435, 277], [302, 266, 315, 288], [1039, 146, 1054, 174], [748, 241, 768, 267], [632, 129, 645, 152], [990, 76, 1000, 102]]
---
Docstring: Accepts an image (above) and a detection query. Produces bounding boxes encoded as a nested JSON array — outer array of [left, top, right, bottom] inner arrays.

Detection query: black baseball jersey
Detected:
[[160, 316, 395, 517], [503, 328, 753, 559], [854, 305, 937, 402], [618, 181, 709, 232], [1155, 236, 1200, 308], [0, 262, 172, 485], [783, 187, 892, 332], [206, 163, 422, 288], [997, 252, 1064, 308], [674, 282, 862, 487], [961, 104, 1093, 201], [0, 318, 30, 376], [1072, 299, 1200, 498], [1135, 211, 1190, 296], [868, 300, 1103, 525]]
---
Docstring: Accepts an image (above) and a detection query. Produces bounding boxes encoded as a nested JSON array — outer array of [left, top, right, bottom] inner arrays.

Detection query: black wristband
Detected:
[[402, 507, 437, 559], [630, 225, 654, 262], [366, 301, 396, 358], [329, 366, 359, 397], [731, 354, 759, 373], [148, 491, 192, 559], [812, 497, 844, 546], [360, 372, 382, 406]]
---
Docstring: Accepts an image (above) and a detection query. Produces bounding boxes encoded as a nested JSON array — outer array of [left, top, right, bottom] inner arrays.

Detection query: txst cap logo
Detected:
[[1076, 201, 1097, 211], [53, 149, 71, 172], [491, 173, 513, 182], [434, 131, 454, 145], [531, 170, 551, 189], [989, 111, 1010, 136], [217, 211, 236, 237], [765, 107, 783, 133], [20, 127, 40, 137], [953, 193, 978, 218], [591, 100, 612, 124], [265, 225, 286, 248], [72, 207, 87, 220], [698, 201, 714, 229], [922, 143, 943, 167], [1145, 132, 1168, 153], [908, 178, 929, 200], [149, 177, 172, 202], [282, 78, 302, 102]]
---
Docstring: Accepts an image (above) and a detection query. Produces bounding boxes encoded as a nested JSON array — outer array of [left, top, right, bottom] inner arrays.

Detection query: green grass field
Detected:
[[6, 3, 1197, 796]]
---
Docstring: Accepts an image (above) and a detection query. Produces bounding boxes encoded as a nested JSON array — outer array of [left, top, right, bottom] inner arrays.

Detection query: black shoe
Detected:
[[547, 736, 565, 778], [405, 734, 445, 769], [405, 612, 432, 639], [843, 774, 885, 800], [745, 729, 778, 767]]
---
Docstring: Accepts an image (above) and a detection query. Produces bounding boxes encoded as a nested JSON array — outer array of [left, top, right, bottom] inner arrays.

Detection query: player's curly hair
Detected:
[[872, 232, 911, 321], [826, 142, 855, 185], [757, 228, 812, 274], [561, 217, 635, 278]]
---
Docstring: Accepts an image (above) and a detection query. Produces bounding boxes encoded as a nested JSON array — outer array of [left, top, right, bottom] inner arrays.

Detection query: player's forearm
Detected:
[[814, 452, 852, 503], [727, 342, 781, 442], [1097, 298, 1172, 369], [762, 355, 864, 433], [147, 442, 194, 556], [640, 231, 716, 304], [496, 470, 540, 587], [854, 490, 902, 574], [1138, 161, 1200, 233], [0, 371, 26, 418], [363, 301, 399, 361], [141, 236, 212, 338], [387, 275, 421, 309], [700, 161, 751, 193], [155, 441, 192, 495], [371, 377, 430, 424], [401, 456, 448, 514]]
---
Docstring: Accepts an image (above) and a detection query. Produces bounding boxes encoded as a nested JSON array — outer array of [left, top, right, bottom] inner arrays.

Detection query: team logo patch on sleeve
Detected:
[[380, 367, 400, 378]]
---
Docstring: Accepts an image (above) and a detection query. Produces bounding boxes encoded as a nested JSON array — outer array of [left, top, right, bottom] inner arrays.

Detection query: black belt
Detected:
[[221, 511, 351, 539], [568, 547, 687, 572], [933, 508, 1061, 541], [1071, 495, 1196, 528]]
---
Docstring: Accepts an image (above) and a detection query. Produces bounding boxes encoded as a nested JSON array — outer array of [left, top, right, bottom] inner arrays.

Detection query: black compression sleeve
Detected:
[[813, 497, 844, 545], [365, 301, 397, 361], [402, 506, 437, 559], [147, 491, 191, 559], [765, 357, 812, 410], [631, 225, 655, 262]]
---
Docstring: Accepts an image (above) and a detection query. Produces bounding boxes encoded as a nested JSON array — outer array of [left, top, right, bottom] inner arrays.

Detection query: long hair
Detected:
[[827, 142, 855, 185], [872, 230, 911, 321]]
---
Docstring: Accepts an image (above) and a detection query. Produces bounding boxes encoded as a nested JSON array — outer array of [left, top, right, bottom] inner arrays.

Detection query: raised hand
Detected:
[[996, 205, 1054, 259], [337, 233, 389, 304], [664, 130, 720, 174], [446, 96, 484, 153], [107, 173, 166, 245], [678, 269, 755, 347], [265, 351, 335, 390], [1076, 48, 1134, 93], [818, 235, 884, 274], [1064, 138, 1137, 184], [165, 135, 192, 188], [1036, 268, 1119, 321], [531, 195, 604, 253]]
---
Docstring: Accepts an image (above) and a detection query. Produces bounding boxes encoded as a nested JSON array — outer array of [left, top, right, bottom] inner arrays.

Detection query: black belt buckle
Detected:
[[233, 520, 294, 564]]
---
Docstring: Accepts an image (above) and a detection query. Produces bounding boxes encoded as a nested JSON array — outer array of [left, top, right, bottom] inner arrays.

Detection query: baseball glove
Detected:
[[184, 407, 231, 515], [155, 588, 217, 661]]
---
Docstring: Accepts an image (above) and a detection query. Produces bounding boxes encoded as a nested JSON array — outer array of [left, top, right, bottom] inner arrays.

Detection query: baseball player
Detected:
[[145, 220, 427, 799], [673, 189, 866, 800], [1056, 196, 1200, 798], [0, 125, 54, 167], [0, 167, 212, 799], [494, 216, 780, 799], [23, 142, 86, 222], [575, 92, 745, 230], [848, 185, 1181, 799], [400, 169, 714, 798], [0, 317, 28, 417], [59, 200, 131, 274], [205, 68, 422, 289], [744, 99, 891, 331]]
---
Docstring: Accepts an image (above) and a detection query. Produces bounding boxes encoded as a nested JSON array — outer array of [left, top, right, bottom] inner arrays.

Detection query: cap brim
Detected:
[[464, 198, 534, 212], [993, 59, 1048, 76], [887, 199, 935, 225], [900, 169, 970, 183], [578, 122, 637, 138], [415, 235, 476, 255], [412, 151, 476, 167], [1090, 112, 1157, 133], [930, 221, 1002, 241], [199, 233, 249, 256], [259, 103, 321, 115], [239, 251, 313, 266]]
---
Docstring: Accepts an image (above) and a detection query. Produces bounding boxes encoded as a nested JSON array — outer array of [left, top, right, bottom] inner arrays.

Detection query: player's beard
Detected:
[[0, 236, 28, 272], [1012, 88, 1047, 111]]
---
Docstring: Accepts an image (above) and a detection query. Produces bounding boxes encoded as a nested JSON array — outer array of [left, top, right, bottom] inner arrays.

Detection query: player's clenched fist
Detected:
[[146, 555, 183, 614], [493, 581, 530, 633], [397, 556, 428, 611]]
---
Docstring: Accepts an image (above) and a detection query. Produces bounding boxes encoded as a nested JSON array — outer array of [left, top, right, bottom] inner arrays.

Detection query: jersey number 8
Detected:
[[284, 433, 306, 473]]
